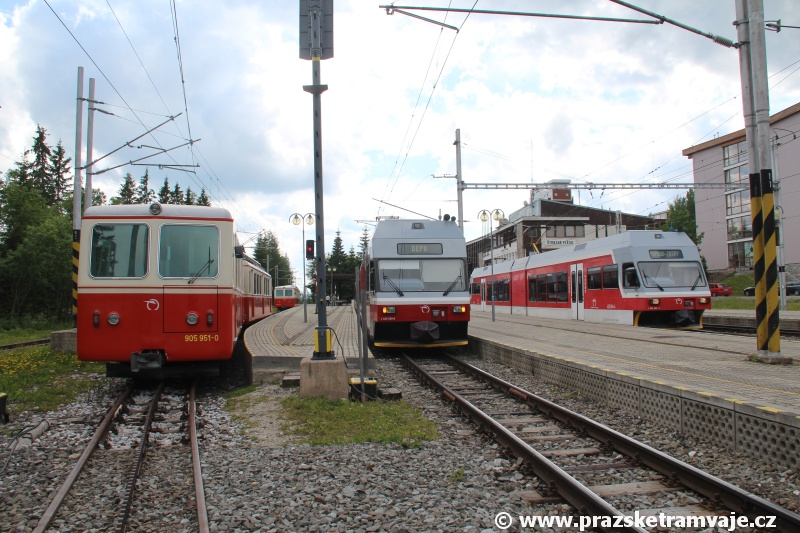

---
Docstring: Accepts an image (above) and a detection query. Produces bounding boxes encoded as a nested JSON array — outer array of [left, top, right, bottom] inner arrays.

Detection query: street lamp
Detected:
[[328, 264, 337, 306], [290, 212, 314, 323], [478, 209, 504, 322]]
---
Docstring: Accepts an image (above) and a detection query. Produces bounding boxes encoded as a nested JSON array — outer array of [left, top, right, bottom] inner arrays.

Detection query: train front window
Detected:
[[638, 261, 706, 289], [378, 259, 466, 292], [159, 225, 220, 279], [90, 224, 149, 278]]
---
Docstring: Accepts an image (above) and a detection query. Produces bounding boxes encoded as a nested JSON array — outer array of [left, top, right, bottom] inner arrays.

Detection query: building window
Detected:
[[723, 140, 747, 166]]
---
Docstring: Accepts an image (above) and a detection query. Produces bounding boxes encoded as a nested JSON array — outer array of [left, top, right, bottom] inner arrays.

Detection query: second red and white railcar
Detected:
[[470, 231, 711, 328], [274, 285, 301, 310], [77, 203, 272, 378]]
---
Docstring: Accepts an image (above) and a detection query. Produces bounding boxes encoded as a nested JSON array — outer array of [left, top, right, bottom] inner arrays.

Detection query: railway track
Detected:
[[403, 352, 800, 532], [33, 381, 209, 533]]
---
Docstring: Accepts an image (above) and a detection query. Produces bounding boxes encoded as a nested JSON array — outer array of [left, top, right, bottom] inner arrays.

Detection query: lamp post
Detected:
[[290, 212, 314, 323], [478, 209, 504, 322], [328, 264, 337, 306]]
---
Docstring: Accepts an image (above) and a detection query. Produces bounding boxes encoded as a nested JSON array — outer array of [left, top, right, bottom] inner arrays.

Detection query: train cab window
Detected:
[[587, 267, 602, 290], [378, 258, 465, 292], [623, 263, 640, 289], [90, 223, 149, 278], [639, 261, 705, 288], [159, 225, 219, 279], [602, 264, 619, 290]]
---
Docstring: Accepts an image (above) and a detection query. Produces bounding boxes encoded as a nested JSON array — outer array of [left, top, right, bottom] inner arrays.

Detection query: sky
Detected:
[[1, 0, 799, 282]]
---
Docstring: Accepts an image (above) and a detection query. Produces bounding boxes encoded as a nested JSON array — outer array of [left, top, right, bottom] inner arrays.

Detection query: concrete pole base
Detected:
[[299, 356, 349, 400]]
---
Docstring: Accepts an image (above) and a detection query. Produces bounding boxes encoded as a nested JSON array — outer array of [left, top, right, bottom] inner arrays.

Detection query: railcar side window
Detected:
[[159, 225, 220, 279], [587, 267, 602, 290], [602, 264, 619, 290], [90, 224, 149, 278]]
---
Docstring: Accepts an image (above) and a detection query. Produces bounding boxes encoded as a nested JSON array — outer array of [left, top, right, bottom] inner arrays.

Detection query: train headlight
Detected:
[[149, 202, 162, 215], [186, 312, 199, 325], [649, 298, 660, 306], [107, 312, 120, 326], [699, 297, 709, 304], [381, 306, 396, 315], [451, 305, 466, 314]]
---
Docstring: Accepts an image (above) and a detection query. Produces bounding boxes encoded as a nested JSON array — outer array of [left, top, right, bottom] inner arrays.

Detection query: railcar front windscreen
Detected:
[[159, 225, 220, 279], [90, 224, 149, 278], [378, 258, 466, 292], [638, 261, 705, 288]]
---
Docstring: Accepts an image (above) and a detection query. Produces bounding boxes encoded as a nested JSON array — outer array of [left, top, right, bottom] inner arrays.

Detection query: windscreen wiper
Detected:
[[443, 275, 462, 296], [691, 274, 702, 291], [644, 273, 664, 291], [382, 275, 404, 296], [189, 247, 214, 284]]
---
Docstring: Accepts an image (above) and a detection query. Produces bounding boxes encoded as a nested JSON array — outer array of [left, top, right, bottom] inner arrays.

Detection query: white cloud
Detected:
[[1, 0, 798, 277]]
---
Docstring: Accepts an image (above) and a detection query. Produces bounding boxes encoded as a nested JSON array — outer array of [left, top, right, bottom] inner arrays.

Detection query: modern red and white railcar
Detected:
[[77, 203, 273, 378], [274, 285, 301, 310], [359, 217, 470, 348], [470, 231, 711, 328]]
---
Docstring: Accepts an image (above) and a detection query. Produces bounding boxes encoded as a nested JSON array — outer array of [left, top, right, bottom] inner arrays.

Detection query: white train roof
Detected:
[[472, 230, 699, 278], [82, 203, 233, 220]]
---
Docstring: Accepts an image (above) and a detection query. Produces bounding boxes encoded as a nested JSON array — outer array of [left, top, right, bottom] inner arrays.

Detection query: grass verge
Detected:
[[0, 346, 105, 414], [280, 395, 438, 447]]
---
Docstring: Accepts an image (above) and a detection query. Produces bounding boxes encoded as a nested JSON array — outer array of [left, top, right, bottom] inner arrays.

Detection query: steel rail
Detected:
[[402, 354, 648, 533], [189, 381, 210, 533], [445, 354, 800, 533], [115, 382, 165, 533], [33, 386, 134, 533]]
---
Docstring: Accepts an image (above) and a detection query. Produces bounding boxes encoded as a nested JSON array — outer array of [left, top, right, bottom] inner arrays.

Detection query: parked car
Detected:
[[743, 282, 800, 296], [709, 283, 733, 296]]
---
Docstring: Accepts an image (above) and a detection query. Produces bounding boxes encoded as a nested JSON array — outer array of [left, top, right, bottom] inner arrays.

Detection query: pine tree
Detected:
[[29, 125, 52, 200], [134, 169, 156, 204], [196, 187, 211, 206], [171, 182, 185, 205], [48, 140, 72, 207], [185, 187, 197, 205], [111, 173, 137, 204], [359, 226, 370, 258], [158, 177, 171, 204]]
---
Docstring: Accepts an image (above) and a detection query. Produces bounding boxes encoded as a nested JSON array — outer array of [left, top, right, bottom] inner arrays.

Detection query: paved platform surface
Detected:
[[245, 303, 372, 378], [468, 309, 800, 414], [703, 308, 800, 329]]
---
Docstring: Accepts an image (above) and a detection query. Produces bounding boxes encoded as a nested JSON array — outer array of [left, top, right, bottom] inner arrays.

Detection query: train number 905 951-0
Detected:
[[185, 334, 219, 342]]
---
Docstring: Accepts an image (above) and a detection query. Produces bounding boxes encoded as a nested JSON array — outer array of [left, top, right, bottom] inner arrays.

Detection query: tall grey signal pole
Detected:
[[83, 77, 96, 213], [300, 0, 334, 359], [454, 129, 464, 234], [71, 67, 84, 326]]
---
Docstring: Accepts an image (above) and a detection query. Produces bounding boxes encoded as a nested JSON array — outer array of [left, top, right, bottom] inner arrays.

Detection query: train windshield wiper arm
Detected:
[[643, 273, 664, 291], [382, 275, 404, 296], [691, 274, 702, 291], [189, 248, 214, 284], [443, 275, 462, 296]]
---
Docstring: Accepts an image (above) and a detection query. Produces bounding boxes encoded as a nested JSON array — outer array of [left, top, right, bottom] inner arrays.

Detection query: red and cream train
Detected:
[[77, 203, 272, 378], [470, 231, 711, 328]]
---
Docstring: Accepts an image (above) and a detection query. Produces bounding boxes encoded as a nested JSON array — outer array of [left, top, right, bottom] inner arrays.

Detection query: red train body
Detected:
[[77, 203, 272, 378], [274, 285, 301, 310], [358, 217, 470, 348], [470, 231, 711, 328]]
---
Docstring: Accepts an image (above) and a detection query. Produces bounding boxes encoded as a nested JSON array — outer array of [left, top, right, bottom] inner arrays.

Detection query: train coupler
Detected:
[[130, 350, 165, 372]]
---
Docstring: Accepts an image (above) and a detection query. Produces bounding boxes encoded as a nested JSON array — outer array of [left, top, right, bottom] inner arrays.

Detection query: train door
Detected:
[[480, 279, 486, 312], [570, 263, 584, 321]]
